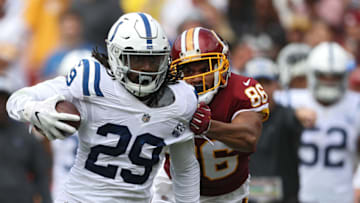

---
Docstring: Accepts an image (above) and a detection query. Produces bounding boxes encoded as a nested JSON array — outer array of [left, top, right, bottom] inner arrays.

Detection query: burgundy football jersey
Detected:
[[164, 73, 269, 196], [196, 73, 269, 196]]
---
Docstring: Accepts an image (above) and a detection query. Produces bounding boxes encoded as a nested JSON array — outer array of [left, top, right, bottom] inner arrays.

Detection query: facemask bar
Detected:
[[313, 71, 347, 104], [170, 52, 229, 95], [108, 42, 170, 97]]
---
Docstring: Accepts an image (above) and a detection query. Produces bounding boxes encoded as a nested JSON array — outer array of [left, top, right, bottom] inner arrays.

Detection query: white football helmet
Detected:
[[106, 12, 170, 97], [244, 57, 278, 80], [277, 43, 311, 88], [307, 42, 353, 104]]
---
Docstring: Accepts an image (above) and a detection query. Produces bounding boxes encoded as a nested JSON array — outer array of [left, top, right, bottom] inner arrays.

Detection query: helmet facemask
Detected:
[[170, 52, 229, 104], [307, 41, 353, 105], [105, 12, 171, 98], [107, 42, 170, 97], [312, 71, 347, 105]]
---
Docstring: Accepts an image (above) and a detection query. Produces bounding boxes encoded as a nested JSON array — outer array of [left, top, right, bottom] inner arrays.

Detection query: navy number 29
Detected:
[[85, 123, 165, 184]]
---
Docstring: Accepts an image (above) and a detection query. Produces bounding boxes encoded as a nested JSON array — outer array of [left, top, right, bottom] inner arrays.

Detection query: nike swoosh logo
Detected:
[[243, 78, 251, 86], [35, 111, 42, 124]]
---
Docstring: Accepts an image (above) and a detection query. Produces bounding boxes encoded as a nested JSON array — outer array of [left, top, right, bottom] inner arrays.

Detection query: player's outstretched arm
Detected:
[[6, 77, 80, 140], [169, 138, 200, 203], [207, 111, 263, 152]]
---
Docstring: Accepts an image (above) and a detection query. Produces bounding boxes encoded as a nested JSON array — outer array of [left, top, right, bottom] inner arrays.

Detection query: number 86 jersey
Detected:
[[196, 73, 269, 196]]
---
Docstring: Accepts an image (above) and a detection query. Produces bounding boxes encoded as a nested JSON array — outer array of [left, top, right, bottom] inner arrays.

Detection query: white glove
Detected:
[[23, 95, 80, 140]]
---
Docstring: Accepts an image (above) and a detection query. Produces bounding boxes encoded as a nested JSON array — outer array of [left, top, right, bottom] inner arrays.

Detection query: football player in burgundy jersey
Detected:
[[152, 27, 269, 203]]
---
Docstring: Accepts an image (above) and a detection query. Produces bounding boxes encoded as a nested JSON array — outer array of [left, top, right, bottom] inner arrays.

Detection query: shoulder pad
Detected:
[[65, 57, 106, 99], [229, 75, 269, 121]]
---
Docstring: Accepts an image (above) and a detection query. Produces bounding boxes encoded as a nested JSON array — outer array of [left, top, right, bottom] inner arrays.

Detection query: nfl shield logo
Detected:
[[142, 113, 151, 122], [172, 122, 185, 137]]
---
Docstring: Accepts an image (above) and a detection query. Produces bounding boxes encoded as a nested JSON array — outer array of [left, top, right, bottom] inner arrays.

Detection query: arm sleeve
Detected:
[[169, 138, 200, 203], [6, 76, 74, 122]]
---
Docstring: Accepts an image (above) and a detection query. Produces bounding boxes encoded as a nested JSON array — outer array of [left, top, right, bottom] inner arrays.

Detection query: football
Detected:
[[55, 100, 81, 130]]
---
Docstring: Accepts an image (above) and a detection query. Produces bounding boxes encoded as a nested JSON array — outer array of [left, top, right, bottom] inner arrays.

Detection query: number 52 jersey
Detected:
[[276, 89, 360, 203]]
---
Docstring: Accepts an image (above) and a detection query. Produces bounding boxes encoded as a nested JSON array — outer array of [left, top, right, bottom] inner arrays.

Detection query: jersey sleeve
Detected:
[[6, 76, 74, 122], [168, 139, 200, 203], [232, 77, 269, 122], [165, 81, 198, 145], [65, 58, 105, 100], [6, 57, 105, 122]]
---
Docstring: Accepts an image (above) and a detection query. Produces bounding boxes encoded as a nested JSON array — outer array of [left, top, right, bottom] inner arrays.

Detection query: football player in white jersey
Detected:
[[274, 43, 311, 107], [6, 12, 200, 203], [275, 42, 360, 203]]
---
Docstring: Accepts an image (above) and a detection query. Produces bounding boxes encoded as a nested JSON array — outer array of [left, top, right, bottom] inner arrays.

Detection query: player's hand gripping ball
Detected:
[[55, 100, 81, 135]]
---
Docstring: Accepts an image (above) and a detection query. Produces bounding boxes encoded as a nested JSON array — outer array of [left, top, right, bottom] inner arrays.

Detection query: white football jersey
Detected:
[[7, 57, 198, 203], [275, 89, 360, 203]]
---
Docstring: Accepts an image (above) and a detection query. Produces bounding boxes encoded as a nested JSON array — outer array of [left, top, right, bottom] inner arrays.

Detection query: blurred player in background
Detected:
[[276, 41, 360, 203], [7, 12, 200, 203], [274, 43, 311, 107], [244, 57, 303, 203], [277, 43, 311, 89], [153, 27, 269, 203], [0, 0, 28, 89]]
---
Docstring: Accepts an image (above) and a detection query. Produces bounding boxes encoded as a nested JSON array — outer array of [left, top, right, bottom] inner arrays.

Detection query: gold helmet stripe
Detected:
[[185, 28, 195, 51]]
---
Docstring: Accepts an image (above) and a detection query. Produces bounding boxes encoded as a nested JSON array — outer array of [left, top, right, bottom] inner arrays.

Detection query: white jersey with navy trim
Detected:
[[7, 57, 199, 203], [275, 89, 360, 203]]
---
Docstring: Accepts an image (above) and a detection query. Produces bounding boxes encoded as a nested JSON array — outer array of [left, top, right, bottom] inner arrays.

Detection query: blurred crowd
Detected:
[[1, 0, 360, 202]]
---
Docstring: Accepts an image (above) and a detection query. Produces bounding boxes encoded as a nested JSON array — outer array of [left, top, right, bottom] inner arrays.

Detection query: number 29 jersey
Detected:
[[276, 89, 360, 203], [58, 58, 198, 202], [196, 73, 269, 196]]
